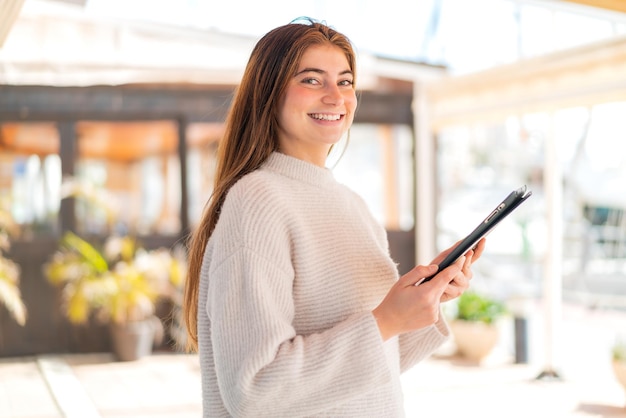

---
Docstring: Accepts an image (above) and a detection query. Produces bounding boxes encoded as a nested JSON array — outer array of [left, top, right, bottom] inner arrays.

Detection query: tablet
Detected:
[[420, 185, 532, 284]]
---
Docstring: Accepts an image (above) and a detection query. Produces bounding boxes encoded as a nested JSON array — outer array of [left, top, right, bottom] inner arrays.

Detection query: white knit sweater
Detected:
[[197, 152, 449, 417]]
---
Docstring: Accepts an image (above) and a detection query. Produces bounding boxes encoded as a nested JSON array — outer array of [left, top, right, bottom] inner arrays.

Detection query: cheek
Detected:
[[345, 93, 357, 122], [276, 95, 294, 127], [346, 92, 357, 112], [280, 88, 312, 118]]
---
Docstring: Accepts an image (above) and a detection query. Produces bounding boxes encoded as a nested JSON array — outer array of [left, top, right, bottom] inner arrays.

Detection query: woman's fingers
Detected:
[[471, 238, 486, 263], [399, 264, 438, 287]]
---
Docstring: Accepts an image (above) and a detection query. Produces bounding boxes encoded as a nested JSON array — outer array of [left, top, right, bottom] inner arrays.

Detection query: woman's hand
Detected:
[[372, 238, 486, 341], [433, 237, 486, 303], [372, 261, 462, 341]]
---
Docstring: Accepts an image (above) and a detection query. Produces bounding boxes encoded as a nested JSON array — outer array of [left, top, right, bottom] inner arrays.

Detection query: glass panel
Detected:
[[561, 102, 626, 280], [0, 123, 61, 237], [73, 121, 181, 236], [436, 117, 545, 294], [185, 122, 222, 230], [437, 103, 626, 300], [331, 123, 415, 231], [183, 122, 415, 232]]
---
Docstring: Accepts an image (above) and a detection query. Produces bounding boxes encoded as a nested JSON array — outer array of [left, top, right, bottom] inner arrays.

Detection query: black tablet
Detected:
[[420, 185, 533, 284]]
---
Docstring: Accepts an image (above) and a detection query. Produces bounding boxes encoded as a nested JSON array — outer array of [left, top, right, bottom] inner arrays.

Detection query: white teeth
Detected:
[[310, 113, 341, 121]]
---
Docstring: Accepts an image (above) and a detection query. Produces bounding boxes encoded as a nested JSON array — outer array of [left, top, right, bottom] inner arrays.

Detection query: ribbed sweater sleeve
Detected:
[[197, 152, 448, 417]]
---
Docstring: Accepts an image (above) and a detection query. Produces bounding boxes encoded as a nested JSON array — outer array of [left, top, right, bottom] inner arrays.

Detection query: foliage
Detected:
[[454, 291, 507, 325], [613, 339, 626, 363], [0, 205, 26, 326], [44, 232, 186, 325]]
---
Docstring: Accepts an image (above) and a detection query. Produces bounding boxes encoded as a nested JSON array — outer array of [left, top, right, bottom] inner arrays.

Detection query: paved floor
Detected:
[[0, 353, 202, 418], [1, 302, 625, 418]]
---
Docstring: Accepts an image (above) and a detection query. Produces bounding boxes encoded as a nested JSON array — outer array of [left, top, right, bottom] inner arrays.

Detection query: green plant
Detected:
[[613, 339, 626, 363], [0, 205, 26, 326], [44, 232, 185, 325], [454, 291, 506, 325]]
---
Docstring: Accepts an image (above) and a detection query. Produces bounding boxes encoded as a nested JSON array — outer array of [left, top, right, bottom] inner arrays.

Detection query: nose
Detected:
[[322, 84, 344, 106]]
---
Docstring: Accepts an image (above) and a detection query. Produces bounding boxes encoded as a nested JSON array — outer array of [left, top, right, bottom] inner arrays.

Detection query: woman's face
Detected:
[[277, 43, 357, 166]]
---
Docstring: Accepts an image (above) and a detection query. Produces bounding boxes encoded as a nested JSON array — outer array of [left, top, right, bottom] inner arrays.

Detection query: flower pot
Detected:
[[613, 360, 626, 392], [450, 319, 499, 363], [109, 316, 163, 361]]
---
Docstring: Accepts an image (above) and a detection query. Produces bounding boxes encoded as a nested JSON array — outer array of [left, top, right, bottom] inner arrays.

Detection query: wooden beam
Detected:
[[0, 85, 414, 126], [380, 125, 399, 230], [427, 35, 626, 129], [0, 0, 25, 47], [562, 0, 626, 14], [0, 85, 236, 123], [58, 121, 77, 233]]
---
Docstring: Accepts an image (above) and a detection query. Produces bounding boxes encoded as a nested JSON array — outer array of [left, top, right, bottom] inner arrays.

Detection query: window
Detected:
[[0, 123, 61, 236], [73, 121, 181, 236], [185, 122, 222, 230], [331, 123, 415, 231]]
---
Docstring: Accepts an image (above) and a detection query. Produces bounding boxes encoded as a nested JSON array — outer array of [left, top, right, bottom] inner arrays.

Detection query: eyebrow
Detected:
[[295, 67, 353, 77]]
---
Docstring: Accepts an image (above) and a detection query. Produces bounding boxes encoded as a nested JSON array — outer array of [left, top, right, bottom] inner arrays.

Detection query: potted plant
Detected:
[[44, 231, 186, 361], [612, 338, 626, 393], [0, 206, 26, 326], [448, 291, 507, 363]]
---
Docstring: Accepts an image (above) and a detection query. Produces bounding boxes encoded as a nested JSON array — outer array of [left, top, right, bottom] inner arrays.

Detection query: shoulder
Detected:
[[207, 171, 294, 273], [215, 168, 294, 245], [225, 168, 292, 216]]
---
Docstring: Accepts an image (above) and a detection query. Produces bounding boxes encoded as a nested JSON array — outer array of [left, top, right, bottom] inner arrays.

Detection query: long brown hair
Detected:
[[182, 19, 357, 352]]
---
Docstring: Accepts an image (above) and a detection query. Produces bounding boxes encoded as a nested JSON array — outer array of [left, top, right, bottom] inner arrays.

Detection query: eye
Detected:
[[301, 77, 321, 85], [339, 79, 354, 87]]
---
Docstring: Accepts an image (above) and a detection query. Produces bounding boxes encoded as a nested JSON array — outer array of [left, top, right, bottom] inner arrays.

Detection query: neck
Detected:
[[277, 145, 330, 167]]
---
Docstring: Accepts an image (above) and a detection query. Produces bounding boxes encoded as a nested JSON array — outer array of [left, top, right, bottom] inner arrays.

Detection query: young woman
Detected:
[[183, 18, 485, 417]]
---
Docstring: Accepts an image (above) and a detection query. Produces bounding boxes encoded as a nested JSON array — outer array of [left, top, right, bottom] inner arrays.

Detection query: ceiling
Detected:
[[2, 0, 626, 49]]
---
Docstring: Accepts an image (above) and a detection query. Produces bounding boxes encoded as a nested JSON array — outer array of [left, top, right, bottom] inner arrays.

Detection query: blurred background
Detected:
[[1, 0, 626, 416]]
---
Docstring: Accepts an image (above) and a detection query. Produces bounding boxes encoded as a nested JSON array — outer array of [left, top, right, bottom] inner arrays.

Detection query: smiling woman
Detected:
[[182, 18, 484, 418]]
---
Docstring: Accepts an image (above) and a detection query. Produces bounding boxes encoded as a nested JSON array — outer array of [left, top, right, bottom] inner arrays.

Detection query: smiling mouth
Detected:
[[309, 113, 343, 121]]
